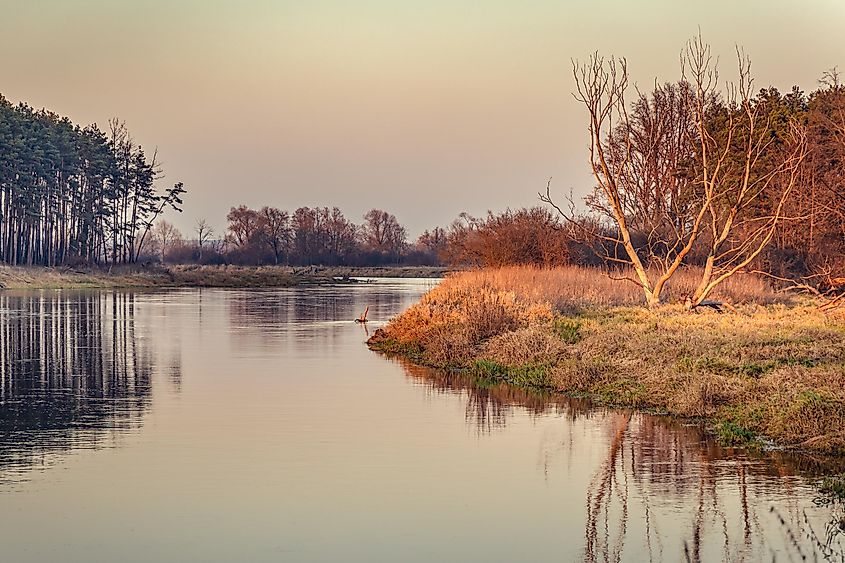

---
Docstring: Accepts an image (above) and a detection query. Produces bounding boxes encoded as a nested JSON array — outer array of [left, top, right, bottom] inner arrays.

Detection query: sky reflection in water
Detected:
[[0, 281, 841, 562]]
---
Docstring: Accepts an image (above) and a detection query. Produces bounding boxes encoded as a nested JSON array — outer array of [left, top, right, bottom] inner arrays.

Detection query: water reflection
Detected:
[[225, 282, 423, 352], [397, 358, 585, 433], [0, 291, 159, 485], [395, 357, 845, 562], [0, 282, 841, 562]]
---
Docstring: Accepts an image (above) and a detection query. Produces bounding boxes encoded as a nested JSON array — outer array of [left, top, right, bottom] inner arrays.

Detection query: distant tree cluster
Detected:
[[153, 206, 440, 267], [224, 205, 367, 265], [0, 95, 185, 266]]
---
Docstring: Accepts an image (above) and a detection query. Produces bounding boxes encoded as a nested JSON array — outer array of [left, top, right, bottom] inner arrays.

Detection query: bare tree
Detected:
[[195, 219, 214, 261], [682, 37, 806, 306], [258, 206, 291, 264], [225, 205, 261, 249], [362, 209, 407, 258], [543, 34, 806, 308], [150, 220, 183, 263], [324, 207, 358, 260]]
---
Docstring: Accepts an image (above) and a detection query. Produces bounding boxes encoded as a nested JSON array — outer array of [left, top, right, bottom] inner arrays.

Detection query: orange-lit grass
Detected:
[[371, 266, 845, 453], [446, 265, 780, 311]]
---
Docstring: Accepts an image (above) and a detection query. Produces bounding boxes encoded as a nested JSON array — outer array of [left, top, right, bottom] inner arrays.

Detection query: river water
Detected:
[[0, 279, 841, 562]]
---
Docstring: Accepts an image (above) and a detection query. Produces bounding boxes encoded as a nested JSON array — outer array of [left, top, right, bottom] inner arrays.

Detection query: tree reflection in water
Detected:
[[394, 357, 845, 562], [0, 291, 158, 485]]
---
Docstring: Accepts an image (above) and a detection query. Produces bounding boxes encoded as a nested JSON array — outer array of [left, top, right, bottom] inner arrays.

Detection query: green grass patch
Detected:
[[590, 378, 649, 407], [472, 359, 555, 389], [552, 318, 582, 344], [368, 338, 424, 359], [676, 355, 800, 378], [819, 474, 845, 500], [782, 357, 819, 369], [720, 404, 766, 431], [716, 421, 758, 447]]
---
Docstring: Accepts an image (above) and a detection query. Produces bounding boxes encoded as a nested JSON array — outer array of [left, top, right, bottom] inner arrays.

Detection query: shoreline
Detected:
[[367, 266, 845, 457], [0, 265, 448, 290]]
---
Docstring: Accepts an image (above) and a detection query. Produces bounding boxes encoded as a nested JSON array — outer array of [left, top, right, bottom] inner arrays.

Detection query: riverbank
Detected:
[[288, 265, 448, 279], [0, 265, 302, 289], [0, 264, 448, 289], [368, 266, 845, 454]]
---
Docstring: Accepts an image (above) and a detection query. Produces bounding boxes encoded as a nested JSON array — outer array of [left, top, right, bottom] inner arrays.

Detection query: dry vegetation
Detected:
[[0, 265, 315, 289], [0, 264, 447, 289], [369, 266, 845, 454]]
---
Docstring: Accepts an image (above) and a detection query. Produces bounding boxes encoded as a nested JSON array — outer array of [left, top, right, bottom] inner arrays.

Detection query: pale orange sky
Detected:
[[2, 0, 844, 237]]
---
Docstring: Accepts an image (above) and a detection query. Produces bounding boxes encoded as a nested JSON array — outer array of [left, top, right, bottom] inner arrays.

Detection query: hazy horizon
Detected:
[[3, 0, 844, 238]]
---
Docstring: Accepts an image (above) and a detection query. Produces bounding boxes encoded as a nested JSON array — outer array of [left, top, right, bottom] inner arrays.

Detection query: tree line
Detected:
[[0, 95, 185, 266], [171, 37, 840, 298], [152, 203, 593, 269], [5, 42, 844, 296], [152, 205, 436, 267]]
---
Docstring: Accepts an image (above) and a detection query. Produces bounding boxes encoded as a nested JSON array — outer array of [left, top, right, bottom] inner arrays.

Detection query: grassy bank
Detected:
[[368, 266, 845, 454], [289, 265, 448, 278], [0, 264, 449, 289], [0, 265, 311, 289]]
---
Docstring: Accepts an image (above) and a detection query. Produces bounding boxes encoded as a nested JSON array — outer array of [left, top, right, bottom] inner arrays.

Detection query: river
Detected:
[[0, 279, 842, 562]]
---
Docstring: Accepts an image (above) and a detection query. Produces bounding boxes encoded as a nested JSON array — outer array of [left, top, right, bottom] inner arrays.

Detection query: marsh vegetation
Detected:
[[369, 266, 845, 453]]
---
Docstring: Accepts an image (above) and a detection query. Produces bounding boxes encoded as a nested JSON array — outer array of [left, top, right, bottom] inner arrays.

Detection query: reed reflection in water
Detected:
[[0, 291, 159, 485], [398, 359, 845, 562]]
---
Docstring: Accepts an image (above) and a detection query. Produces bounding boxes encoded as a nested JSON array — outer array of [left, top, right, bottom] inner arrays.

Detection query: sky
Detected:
[[2, 0, 844, 238]]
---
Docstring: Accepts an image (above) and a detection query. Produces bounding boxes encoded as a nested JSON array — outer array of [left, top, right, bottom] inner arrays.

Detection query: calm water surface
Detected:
[[0, 279, 842, 562]]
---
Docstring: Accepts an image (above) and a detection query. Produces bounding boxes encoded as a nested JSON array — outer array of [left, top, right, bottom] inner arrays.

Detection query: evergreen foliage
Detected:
[[0, 95, 185, 266]]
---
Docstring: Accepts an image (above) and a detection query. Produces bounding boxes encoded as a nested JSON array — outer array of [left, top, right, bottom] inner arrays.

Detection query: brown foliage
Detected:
[[442, 207, 571, 268], [774, 80, 845, 285]]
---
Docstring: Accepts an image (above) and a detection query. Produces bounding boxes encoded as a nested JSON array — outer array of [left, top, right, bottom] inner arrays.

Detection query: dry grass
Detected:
[[0, 264, 316, 289], [382, 277, 555, 346], [479, 325, 568, 367], [370, 266, 845, 453], [558, 306, 845, 451], [444, 265, 782, 312], [165, 265, 303, 287]]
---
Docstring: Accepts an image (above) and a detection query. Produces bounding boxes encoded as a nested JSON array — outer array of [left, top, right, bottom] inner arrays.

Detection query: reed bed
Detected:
[[445, 265, 781, 311]]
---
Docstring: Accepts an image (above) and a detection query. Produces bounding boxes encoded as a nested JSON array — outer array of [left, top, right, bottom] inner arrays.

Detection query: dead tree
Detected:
[[543, 33, 807, 308], [355, 306, 369, 323], [195, 219, 214, 261]]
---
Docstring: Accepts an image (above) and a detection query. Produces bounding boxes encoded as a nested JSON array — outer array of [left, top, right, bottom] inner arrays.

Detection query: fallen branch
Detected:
[[354, 306, 370, 323]]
